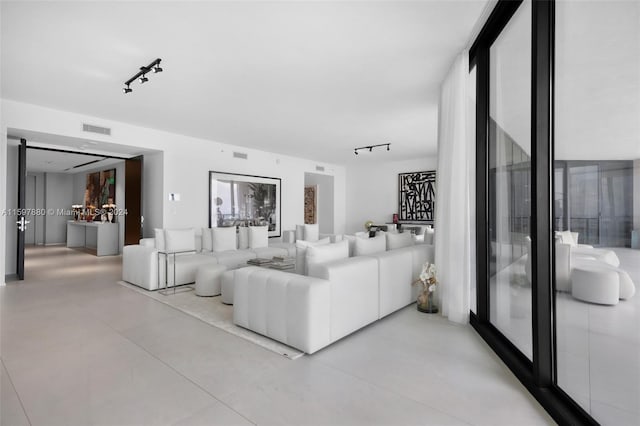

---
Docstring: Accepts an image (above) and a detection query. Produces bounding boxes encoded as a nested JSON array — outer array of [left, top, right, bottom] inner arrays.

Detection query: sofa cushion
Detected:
[[296, 225, 305, 241], [212, 227, 237, 252], [154, 228, 166, 251], [354, 234, 386, 256], [304, 224, 320, 242], [558, 230, 576, 246], [164, 228, 196, 252], [202, 228, 213, 251], [249, 226, 268, 248], [237, 226, 249, 249], [306, 240, 349, 272], [296, 237, 330, 275], [386, 232, 414, 250]]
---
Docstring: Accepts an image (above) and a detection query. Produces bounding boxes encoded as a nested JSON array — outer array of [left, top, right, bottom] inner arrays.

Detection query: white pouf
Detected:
[[221, 270, 235, 304], [571, 265, 619, 305], [195, 264, 227, 297]]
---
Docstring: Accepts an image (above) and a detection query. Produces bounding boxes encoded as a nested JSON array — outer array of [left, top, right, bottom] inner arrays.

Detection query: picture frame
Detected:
[[85, 168, 116, 211], [209, 171, 281, 237], [398, 170, 436, 224]]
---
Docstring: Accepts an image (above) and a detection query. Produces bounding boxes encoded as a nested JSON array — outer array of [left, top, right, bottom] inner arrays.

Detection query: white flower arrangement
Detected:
[[413, 261, 438, 292]]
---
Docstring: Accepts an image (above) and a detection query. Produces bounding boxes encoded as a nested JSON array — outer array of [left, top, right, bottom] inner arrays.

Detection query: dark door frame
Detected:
[[469, 1, 597, 424]]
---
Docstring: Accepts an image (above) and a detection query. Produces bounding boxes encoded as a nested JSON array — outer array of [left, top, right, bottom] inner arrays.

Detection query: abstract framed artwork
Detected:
[[398, 170, 436, 223], [209, 171, 281, 237], [85, 169, 116, 210]]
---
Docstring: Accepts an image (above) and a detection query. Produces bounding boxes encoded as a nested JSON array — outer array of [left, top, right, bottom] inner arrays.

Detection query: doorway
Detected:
[[303, 172, 335, 234]]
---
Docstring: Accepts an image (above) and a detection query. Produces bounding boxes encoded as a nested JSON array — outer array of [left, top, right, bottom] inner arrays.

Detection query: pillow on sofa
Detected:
[[295, 237, 330, 275], [558, 230, 576, 246], [386, 232, 414, 250], [164, 228, 196, 252], [296, 225, 305, 241], [354, 234, 386, 256], [303, 223, 320, 242], [212, 227, 237, 252], [249, 226, 268, 248], [424, 227, 435, 245], [237, 226, 249, 249], [201, 228, 213, 251], [306, 240, 349, 275], [154, 228, 166, 251]]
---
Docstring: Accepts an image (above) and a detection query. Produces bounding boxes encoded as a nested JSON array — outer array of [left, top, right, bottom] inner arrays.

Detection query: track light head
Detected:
[[139, 75, 148, 84], [153, 65, 163, 73], [123, 85, 132, 94], [387, 144, 390, 151], [368, 146, 373, 152], [354, 150, 359, 155]]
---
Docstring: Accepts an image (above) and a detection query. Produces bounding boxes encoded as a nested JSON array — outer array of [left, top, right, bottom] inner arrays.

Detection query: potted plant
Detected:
[[413, 262, 439, 313]]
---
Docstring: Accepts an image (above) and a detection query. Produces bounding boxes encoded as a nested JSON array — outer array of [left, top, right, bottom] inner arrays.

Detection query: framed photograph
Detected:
[[209, 171, 281, 237], [398, 170, 436, 224]]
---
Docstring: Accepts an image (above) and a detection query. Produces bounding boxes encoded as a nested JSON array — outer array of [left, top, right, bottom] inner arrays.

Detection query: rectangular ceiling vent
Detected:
[[233, 152, 248, 160], [315, 166, 325, 172], [82, 123, 111, 136]]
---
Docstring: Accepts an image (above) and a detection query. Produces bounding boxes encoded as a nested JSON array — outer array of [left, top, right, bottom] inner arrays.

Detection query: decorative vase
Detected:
[[417, 289, 438, 314]]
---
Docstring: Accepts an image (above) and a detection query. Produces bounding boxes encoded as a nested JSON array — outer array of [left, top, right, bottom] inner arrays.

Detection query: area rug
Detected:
[[117, 281, 304, 360]]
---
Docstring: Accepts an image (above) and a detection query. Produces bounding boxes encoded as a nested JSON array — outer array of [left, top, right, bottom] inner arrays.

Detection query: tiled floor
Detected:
[[1, 246, 554, 426]]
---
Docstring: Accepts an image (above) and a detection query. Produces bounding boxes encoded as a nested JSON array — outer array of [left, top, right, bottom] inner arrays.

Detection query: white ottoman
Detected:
[[571, 265, 619, 305], [221, 270, 235, 304], [195, 264, 226, 297]]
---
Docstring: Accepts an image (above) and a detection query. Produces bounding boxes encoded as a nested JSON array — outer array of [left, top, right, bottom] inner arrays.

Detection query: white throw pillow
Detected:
[[306, 240, 349, 276], [386, 232, 414, 250], [295, 237, 330, 275], [237, 227, 249, 249], [154, 228, 166, 251], [164, 228, 196, 252], [424, 228, 435, 245], [212, 227, 237, 252], [201, 228, 213, 252], [303, 223, 320, 242], [354, 234, 386, 256], [249, 226, 268, 249], [559, 230, 576, 246], [295, 225, 305, 242], [343, 234, 357, 257]]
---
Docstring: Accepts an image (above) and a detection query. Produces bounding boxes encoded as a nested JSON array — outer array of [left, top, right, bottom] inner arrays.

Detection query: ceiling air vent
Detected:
[[233, 152, 248, 160], [316, 166, 325, 172], [82, 123, 111, 136]]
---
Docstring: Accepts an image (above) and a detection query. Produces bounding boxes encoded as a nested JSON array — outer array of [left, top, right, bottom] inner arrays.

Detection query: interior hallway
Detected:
[[1, 246, 554, 426]]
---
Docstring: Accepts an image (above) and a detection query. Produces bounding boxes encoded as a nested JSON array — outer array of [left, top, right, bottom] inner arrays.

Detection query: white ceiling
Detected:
[[26, 148, 123, 174], [1, 0, 488, 164]]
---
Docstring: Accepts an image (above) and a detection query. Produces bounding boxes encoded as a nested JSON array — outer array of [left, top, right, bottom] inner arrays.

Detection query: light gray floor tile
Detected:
[[1, 359, 30, 426]]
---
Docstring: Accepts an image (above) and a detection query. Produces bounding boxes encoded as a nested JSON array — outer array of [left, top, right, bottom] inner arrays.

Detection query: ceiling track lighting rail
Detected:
[[354, 143, 391, 155], [123, 58, 163, 94]]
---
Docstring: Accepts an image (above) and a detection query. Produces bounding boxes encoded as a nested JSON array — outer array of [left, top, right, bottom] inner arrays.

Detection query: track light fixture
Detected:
[[122, 58, 162, 94], [353, 143, 391, 156]]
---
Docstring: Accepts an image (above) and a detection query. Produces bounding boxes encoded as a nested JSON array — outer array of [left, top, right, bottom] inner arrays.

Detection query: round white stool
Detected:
[[571, 265, 619, 305], [221, 270, 235, 304], [195, 264, 226, 297]]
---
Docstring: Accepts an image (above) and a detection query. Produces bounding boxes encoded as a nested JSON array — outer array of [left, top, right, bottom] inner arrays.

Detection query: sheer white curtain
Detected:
[[435, 50, 475, 324]]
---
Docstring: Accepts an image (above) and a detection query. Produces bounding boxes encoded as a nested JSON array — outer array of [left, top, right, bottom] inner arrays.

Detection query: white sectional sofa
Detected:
[[233, 242, 434, 354], [122, 226, 295, 291]]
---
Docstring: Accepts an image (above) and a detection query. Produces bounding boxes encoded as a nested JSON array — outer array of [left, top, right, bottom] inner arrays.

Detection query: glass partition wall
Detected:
[[554, 1, 640, 424], [470, 0, 639, 424]]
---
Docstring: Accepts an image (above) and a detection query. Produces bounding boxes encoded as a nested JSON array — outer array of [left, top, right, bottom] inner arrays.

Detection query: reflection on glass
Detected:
[[555, 1, 640, 424], [488, 0, 532, 359]]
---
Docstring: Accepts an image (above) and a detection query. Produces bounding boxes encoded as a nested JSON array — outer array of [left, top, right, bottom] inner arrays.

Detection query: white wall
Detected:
[[635, 159, 640, 230], [304, 172, 335, 234], [2, 100, 347, 267], [142, 151, 164, 238], [43, 173, 74, 244], [345, 157, 437, 234]]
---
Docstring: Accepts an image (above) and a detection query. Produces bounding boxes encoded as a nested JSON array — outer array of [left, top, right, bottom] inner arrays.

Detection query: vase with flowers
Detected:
[[412, 261, 439, 313]]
